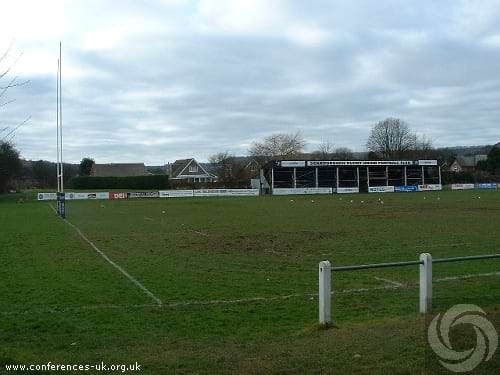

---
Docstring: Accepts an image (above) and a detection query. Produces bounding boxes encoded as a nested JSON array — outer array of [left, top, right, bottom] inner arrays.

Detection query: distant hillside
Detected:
[[437, 145, 493, 156]]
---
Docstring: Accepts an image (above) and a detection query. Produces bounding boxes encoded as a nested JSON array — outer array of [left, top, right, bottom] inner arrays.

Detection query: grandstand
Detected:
[[261, 160, 441, 193]]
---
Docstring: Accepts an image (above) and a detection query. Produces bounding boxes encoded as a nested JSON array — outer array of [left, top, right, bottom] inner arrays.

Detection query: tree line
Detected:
[[2, 120, 499, 193]]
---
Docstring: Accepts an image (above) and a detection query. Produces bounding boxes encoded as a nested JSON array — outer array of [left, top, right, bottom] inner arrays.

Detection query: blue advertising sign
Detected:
[[476, 183, 497, 190], [394, 185, 418, 192]]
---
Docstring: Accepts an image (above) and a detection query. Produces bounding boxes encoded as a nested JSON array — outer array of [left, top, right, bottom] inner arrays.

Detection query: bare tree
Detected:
[[208, 151, 234, 182], [366, 118, 418, 159], [249, 132, 305, 161], [0, 42, 30, 191], [312, 140, 335, 159], [1, 40, 30, 143]]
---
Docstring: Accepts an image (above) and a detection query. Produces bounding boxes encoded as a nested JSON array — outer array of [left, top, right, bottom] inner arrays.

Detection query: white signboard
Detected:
[[308, 160, 415, 167], [193, 189, 260, 197], [159, 190, 194, 198], [272, 187, 333, 195], [65, 192, 109, 200], [37, 192, 109, 201], [418, 160, 438, 166], [37, 192, 57, 201], [280, 161, 306, 167], [337, 187, 360, 194], [418, 184, 443, 191], [128, 191, 159, 198], [368, 186, 395, 193], [451, 184, 475, 190]]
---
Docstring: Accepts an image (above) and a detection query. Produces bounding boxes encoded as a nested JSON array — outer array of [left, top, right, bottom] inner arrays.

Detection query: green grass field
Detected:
[[1, 190, 500, 373]]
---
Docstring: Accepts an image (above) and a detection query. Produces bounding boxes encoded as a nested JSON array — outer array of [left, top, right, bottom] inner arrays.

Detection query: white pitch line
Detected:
[[414, 242, 474, 249], [49, 205, 163, 306], [435, 271, 500, 283], [143, 217, 154, 221], [373, 276, 404, 287], [336, 284, 403, 295], [3, 269, 500, 316]]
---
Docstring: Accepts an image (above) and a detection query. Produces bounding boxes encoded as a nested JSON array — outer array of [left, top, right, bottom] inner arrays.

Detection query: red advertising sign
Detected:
[[109, 192, 128, 200]]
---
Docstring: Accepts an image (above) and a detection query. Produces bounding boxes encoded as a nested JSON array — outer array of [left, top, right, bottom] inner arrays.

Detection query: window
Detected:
[[189, 164, 198, 173]]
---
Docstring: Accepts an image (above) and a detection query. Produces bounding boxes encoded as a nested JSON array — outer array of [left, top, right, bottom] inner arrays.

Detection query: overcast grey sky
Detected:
[[1, 0, 500, 164]]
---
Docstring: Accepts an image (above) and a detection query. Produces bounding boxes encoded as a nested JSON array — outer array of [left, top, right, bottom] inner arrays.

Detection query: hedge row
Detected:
[[70, 175, 169, 190]]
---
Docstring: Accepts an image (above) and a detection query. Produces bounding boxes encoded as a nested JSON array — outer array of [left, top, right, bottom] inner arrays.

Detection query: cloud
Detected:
[[1, 0, 500, 164]]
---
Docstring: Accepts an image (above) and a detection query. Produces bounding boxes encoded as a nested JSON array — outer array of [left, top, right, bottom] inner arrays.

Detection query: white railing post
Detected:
[[419, 253, 432, 313], [319, 260, 332, 325]]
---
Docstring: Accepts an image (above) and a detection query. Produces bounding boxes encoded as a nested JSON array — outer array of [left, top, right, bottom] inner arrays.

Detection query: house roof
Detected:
[[169, 158, 214, 178], [169, 159, 192, 177], [199, 163, 217, 173], [93, 163, 147, 177]]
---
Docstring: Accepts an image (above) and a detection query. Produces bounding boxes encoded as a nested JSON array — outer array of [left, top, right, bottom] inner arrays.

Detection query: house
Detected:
[[166, 158, 217, 183], [448, 155, 487, 173], [225, 157, 260, 178], [243, 158, 261, 176], [206, 156, 261, 183], [91, 163, 148, 177]]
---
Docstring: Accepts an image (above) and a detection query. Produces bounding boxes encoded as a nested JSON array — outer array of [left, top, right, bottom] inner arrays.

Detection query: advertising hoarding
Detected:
[[194, 189, 260, 197], [159, 190, 194, 198], [417, 160, 438, 166], [394, 185, 418, 192], [127, 192, 160, 198], [272, 188, 333, 195], [280, 161, 306, 167], [308, 160, 415, 167], [39, 192, 109, 200], [476, 183, 497, 190], [337, 187, 360, 194], [451, 184, 475, 190], [109, 192, 128, 200], [37, 193, 57, 201], [368, 186, 395, 193], [418, 184, 443, 191]]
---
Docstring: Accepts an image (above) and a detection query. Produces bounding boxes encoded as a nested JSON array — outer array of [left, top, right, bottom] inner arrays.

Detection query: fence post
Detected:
[[319, 260, 332, 325], [419, 253, 432, 314]]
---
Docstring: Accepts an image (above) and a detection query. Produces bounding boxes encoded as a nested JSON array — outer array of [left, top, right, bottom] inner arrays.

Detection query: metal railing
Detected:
[[318, 253, 500, 325]]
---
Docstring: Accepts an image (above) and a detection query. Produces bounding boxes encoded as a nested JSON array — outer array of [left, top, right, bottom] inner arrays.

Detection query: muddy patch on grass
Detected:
[[200, 231, 345, 257]]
